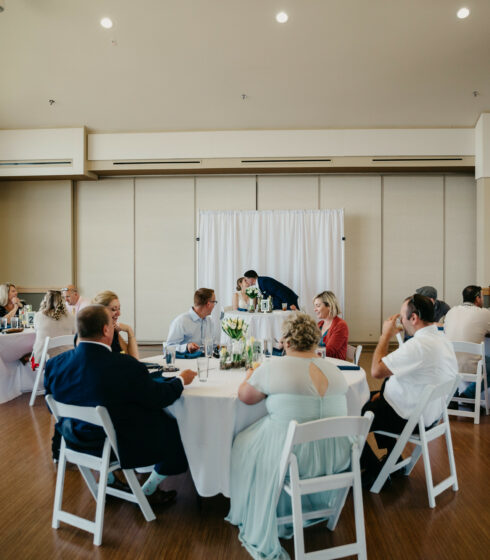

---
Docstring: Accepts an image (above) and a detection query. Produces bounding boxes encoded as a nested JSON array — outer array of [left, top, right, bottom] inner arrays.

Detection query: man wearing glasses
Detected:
[[167, 288, 217, 356], [444, 285, 490, 400], [360, 294, 458, 485]]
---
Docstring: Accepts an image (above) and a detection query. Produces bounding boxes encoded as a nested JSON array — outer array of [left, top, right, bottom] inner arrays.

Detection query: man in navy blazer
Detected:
[[45, 305, 196, 505], [244, 270, 299, 310]]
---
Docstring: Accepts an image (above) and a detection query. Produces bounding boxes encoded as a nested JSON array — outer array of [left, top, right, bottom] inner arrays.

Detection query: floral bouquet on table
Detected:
[[222, 316, 249, 340], [222, 316, 249, 367], [245, 286, 259, 299], [245, 286, 259, 312]]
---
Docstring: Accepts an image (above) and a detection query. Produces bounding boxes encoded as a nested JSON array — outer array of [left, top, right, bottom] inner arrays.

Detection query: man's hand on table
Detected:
[[179, 369, 197, 385], [187, 342, 199, 352]]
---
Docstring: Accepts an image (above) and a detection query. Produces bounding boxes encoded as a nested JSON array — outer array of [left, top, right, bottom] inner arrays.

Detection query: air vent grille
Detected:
[[113, 160, 201, 165]]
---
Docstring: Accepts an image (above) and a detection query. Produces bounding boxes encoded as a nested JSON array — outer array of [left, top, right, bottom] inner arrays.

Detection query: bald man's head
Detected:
[[62, 284, 80, 306]]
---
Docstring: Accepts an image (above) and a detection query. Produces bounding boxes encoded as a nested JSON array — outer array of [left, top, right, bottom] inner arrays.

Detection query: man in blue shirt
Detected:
[[167, 288, 217, 354]]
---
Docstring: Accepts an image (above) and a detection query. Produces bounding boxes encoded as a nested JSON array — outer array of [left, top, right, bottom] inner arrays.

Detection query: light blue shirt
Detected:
[[166, 307, 215, 353]]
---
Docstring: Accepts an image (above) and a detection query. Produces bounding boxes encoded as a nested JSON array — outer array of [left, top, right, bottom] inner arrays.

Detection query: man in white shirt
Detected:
[[444, 285, 490, 399], [62, 284, 91, 315], [361, 294, 458, 482], [166, 288, 217, 355]]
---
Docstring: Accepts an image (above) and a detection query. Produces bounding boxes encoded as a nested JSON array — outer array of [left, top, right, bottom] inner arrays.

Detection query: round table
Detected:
[[143, 354, 369, 497], [220, 310, 293, 345], [0, 329, 36, 404]]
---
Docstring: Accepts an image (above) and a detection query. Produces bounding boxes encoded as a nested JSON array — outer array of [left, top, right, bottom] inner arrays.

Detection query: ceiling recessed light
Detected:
[[100, 17, 113, 29], [457, 7, 470, 19], [276, 12, 288, 24]]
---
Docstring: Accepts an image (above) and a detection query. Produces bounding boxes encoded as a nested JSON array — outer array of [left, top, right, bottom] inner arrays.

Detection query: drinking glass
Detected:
[[282, 303, 287, 311], [162, 341, 168, 362], [263, 339, 272, 359], [11, 317, 19, 328], [204, 338, 213, 358], [167, 347, 176, 366], [1, 317, 7, 330], [197, 357, 209, 382], [316, 347, 326, 359]]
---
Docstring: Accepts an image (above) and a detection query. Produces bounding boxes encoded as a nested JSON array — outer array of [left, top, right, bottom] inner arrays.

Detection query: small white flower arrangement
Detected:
[[222, 316, 249, 340], [245, 286, 259, 299]]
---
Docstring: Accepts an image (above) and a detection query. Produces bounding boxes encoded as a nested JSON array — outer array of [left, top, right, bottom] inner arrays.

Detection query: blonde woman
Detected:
[[232, 277, 250, 312], [93, 290, 139, 359], [0, 283, 24, 322], [33, 290, 75, 363], [313, 290, 349, 360], [226, 312, 351, 559]]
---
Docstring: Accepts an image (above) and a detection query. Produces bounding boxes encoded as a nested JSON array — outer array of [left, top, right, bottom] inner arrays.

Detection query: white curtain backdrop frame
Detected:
[[197, 209, 345, 335]]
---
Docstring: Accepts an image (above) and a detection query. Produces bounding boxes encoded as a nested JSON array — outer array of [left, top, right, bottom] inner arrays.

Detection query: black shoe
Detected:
[[147, 488, 177, 506]]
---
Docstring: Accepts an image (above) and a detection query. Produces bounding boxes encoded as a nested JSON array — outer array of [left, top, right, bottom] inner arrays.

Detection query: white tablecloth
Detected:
[[220, 310, 293, 345], [0, 330, 36, 404], [144, 355, 369, 497]]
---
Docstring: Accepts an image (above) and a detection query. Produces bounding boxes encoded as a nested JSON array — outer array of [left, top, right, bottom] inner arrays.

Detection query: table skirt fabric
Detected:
[[0, 331, 36, 404]]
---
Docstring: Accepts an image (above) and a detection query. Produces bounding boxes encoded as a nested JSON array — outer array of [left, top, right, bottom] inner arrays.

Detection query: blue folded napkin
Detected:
[[337, 365, 361, 370], [175, 350, 204, 359]]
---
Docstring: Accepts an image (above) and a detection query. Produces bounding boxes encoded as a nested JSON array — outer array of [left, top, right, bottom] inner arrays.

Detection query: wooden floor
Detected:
[[1, 346, 489, 559]]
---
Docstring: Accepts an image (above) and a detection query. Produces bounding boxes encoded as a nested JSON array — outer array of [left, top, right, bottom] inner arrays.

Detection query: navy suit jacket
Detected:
[[44, 342, 187, 473], [258, 276, 299, 310]]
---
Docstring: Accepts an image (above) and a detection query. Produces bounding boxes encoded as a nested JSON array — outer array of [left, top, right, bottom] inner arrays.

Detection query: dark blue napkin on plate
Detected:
[[175, 350, 204, 359], [337, 365, 361, 370]]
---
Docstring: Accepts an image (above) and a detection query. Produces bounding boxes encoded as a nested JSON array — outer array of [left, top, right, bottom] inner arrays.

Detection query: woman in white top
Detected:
[[232, 277, 251, 312], [33, 290, 76, 363]]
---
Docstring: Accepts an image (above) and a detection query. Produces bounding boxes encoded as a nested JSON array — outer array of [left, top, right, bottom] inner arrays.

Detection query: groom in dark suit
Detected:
[[244, 270, 299, 310], [45, 304, 196, 505]]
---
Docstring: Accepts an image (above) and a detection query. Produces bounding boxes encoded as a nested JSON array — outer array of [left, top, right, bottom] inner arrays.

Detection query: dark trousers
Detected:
[[360, 380, 408, 471]]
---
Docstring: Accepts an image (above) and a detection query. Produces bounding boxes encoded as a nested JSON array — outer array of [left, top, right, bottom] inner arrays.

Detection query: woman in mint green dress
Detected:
[[226, 312, 351, 560]]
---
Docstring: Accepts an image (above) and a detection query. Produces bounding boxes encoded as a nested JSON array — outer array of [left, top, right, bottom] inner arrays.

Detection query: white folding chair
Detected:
[[346, 344, 363, 366], [276, 412, 374, 560], [370, 377, 460, 508], [449, 341, 489, 424], [45, 395, 155, 546], [30, 334, 74, 406]]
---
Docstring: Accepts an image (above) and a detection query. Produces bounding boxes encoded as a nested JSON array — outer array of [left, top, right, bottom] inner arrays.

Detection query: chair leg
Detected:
[[418, 431, 436, 508], [52, 442, 67, 529], [289, 463, 306, 560], [29, 367, 42, 407], [123, 469, 156, 522], [352, 470, 367, 560], [474, 372, 482, 424], [444, 423, 459, 492], [370, 435, 406, 493], [93, 462, 109, 545]]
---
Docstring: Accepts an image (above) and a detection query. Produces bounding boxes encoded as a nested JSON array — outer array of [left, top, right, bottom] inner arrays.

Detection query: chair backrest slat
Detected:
[[46, 394, 104, 426], [48, 334, 75, 350]]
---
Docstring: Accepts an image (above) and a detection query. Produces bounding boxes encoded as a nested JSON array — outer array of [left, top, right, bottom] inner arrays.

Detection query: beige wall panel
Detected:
[[196, 176, 256, 212], [0, 180, 72, 288], [320, 176, 382, 342], [383, 176, 444, 318], [257, 175, 318, 210], [445, 175, 476, 307], [135, 177, 195, 341], [76, 179, 135, 328], [476, 177, 490, 286]]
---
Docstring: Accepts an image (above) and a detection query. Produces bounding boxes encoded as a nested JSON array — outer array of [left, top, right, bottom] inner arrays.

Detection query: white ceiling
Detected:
[[1, 0, 489, 133]]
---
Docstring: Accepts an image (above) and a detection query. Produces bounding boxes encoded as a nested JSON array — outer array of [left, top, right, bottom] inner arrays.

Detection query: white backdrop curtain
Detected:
[[197, 210, 344, 334]]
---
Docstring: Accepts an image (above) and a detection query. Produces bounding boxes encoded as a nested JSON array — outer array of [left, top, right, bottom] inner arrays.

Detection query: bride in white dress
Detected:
[[233, 277, 251, 311]]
